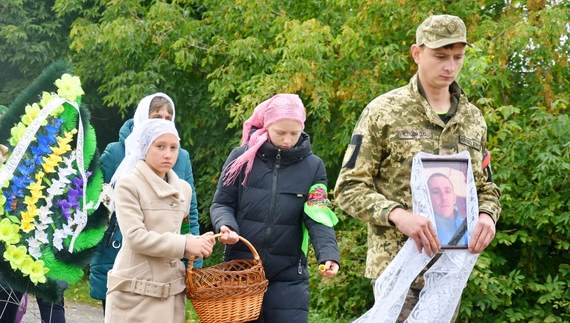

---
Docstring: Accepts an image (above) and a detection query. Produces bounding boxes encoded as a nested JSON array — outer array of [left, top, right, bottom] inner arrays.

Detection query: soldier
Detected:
[[334, 14, 501, 322]]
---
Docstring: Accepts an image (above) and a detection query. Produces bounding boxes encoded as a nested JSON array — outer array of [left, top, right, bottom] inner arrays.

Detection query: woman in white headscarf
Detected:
[[104, 119, 215, 323]]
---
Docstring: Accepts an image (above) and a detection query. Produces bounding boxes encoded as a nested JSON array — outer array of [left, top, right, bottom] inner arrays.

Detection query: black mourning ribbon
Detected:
[[447, 218, 468, 246]]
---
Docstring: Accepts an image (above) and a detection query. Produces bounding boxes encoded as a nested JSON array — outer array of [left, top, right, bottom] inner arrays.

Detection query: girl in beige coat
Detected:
[[104, 119, 215, 323]]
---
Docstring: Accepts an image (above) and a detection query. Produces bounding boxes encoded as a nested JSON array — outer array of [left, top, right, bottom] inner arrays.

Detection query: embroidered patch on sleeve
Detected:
[[458, 135, 482, 151], [342, 134, 363, 168]]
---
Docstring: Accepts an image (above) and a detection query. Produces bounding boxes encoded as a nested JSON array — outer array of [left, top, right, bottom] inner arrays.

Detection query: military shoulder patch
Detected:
[[342, 134, 363, 168]]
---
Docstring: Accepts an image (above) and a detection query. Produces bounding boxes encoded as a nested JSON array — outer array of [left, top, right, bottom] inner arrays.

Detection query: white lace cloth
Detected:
[[353, 151, 480, 323]]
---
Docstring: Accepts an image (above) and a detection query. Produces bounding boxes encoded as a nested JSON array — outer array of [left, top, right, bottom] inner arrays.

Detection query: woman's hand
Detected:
[[318, 260, 339, 278], [218, 225, 239, 245], [185, 232, 215, 258]]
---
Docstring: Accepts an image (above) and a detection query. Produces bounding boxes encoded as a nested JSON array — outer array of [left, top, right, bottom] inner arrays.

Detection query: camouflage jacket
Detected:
[[334, 74, 502, 279]]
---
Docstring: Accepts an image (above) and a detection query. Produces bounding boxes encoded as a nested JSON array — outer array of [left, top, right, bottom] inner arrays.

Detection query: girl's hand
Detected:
[[218, 225, 239, 245], [185, 232, 215, 258], [318, 260, 339, 278]]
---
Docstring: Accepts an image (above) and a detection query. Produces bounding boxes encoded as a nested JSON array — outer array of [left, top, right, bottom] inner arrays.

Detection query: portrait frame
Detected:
[[411, 152, 479, 251]]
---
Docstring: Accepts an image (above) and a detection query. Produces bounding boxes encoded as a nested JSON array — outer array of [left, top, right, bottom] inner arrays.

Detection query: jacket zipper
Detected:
[[262, 149, 281, 261]]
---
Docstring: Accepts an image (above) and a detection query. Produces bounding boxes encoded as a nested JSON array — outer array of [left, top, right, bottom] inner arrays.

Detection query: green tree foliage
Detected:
[[0, 0, 74, 105], [4, 0, 568, 321]]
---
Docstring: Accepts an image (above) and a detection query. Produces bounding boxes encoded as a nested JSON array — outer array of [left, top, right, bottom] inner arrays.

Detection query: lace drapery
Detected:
[[353, 151, 479, 323]]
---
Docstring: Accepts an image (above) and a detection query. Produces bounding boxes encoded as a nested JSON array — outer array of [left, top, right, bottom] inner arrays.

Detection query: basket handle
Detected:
[[187, 233, 262, 271]]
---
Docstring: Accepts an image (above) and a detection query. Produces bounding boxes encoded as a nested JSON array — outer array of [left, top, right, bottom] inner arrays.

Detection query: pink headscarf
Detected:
[[222, 94, 306, 186]]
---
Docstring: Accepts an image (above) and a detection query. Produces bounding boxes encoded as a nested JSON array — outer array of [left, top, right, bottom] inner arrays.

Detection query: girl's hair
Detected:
[[134, 93, 176, 127], [150, 96, 174, 115]]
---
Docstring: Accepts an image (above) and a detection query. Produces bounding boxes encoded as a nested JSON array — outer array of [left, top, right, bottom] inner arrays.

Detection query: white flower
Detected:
[[53, 237, 64, 251], [53, 229, 68, 251], [34, 230, 49, 244], [47, 180, 64, 196], [28, 246, 42, 259], [58, 166, 76, 179], [61, 223, 74, 236], [26, 237, 43, 259], [34, 221, 49, 232]]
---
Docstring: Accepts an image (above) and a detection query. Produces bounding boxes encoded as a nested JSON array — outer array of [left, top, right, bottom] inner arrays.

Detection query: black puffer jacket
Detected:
[[210, 132, 339, 323]]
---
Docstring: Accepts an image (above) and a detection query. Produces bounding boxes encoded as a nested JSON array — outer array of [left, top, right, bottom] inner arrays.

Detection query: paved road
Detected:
[[19, 299, 103, 323]]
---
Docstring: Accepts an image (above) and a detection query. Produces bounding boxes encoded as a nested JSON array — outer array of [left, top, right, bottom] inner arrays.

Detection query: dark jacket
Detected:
[[210, 132, 340, 323], [89, 119, 201, 301]]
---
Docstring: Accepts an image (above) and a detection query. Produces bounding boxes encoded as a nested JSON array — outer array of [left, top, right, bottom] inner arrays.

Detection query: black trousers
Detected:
[[0, 283, 66, 323]]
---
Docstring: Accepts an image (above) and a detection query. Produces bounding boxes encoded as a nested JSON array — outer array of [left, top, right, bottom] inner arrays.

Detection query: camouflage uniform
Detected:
[[334, 74, 502, 280]]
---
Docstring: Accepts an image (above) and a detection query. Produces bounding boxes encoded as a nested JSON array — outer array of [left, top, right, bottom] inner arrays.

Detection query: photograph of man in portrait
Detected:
[[423, 159, 469, 248]]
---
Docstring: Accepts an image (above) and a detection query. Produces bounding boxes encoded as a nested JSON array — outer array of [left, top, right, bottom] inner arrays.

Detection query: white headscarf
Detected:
[[133, 92, 176, 127], [110, 119, 179, 185]]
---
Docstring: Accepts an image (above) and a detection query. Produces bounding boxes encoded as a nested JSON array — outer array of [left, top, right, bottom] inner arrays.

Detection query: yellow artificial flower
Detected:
[[42, 154, 62, 173], [21, 103, 42, 126], [20, 220, 35, 233], [35, 171, 45, 182], [24, 259, 49, 285], [27, 181, 46, 199], [51, 129, 77, 155], [9, 122, 28, 147], [23, 195, 40, 207], [40, 90, 65, 116], [55, 74, 84, 102], [21, 205, 40, 222], [0, 218, 21, 244], [4, 245, 28, 270]]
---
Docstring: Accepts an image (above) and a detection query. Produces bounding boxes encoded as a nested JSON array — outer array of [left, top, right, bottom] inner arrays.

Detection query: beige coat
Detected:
[[105, 160, 191, 323]]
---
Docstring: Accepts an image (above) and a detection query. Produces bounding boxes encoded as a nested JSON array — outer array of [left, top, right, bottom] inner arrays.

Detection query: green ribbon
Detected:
[[301, 183, 339, 256]]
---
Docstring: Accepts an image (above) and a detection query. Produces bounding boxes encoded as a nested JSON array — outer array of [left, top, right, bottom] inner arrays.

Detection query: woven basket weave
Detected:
[[185, 233, 269, 323]]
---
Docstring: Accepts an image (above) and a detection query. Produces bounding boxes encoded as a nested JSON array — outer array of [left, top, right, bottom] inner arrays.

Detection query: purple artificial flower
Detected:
[[57, 200, 73, 219], [72, 176, 84, 189]]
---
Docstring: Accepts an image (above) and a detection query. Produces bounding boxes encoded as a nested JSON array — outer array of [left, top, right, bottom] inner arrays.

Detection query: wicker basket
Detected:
[[185, 233, 269, 323]]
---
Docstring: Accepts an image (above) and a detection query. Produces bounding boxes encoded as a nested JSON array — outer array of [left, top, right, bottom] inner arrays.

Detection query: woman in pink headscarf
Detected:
[[210, 94, 340, 323]]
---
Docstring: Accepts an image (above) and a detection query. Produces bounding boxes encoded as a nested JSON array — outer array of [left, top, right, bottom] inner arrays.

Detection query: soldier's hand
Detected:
[[388, 208, 440, 257], [468, 213, 495, 253]]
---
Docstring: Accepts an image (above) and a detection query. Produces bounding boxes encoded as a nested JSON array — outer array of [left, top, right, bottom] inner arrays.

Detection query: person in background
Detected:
[[89, 93, 201, 311], [104, 118, 215, 323], [210, 94, 340, 323], [334, 14, 501, 322]]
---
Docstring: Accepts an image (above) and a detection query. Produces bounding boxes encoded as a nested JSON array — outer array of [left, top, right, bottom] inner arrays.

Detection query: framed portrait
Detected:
[[411, 152, 478, 250]]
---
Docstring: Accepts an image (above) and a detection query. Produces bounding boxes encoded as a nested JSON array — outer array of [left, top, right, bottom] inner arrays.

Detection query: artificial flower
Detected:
[[20, 220, 35, 233], [4, 244, 28, 270], [0, 218, 21, 244], [55, 74, 84, 102], [26, 237, 42, 259], [42, 154, 62, 174], [34, 230, 49, 244], [26, 259, 49, 284], [9, 122, 28, 147], [39, 92, 57, 108], [22, 103, 42, 126], [27, 181, 46, 198], [21, 205, 40, 221]]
